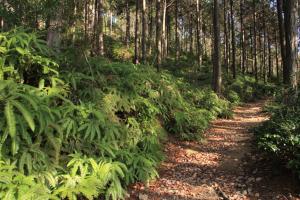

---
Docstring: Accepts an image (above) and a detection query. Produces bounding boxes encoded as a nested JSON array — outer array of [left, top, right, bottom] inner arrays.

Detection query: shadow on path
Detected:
[[128, 101, 300, 200]]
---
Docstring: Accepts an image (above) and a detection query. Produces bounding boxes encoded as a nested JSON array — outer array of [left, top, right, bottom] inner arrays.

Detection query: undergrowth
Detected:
[[0, 29, 234, 199], [254, 90, 300, 179]]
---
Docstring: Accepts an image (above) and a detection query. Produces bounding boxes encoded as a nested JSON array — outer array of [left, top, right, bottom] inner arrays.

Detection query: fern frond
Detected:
[[11, 100, 35, 132], [5, 101, 16, 138]]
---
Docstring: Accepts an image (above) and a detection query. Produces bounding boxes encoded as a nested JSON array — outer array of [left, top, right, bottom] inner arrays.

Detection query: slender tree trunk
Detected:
[[166, 13, 171, 56], [223, 0, 229, 73], [230, 0, 236, 78], [142, 0, 148, 62], [84, 0, 88, 40], [277, 0, 287, 83], [196, 0, 202, 66], [240, 0, 245, 74], [98, 0, 104, 56], [148, 0, 154, 55], [275, 33, 280, 80], [262, 3, 267, 83], [253, 0, 258, 81], [175, 0, 180, 61], [162, 0, 167, 58], [134, 0, 140, 64], [283, 0, 298, 88], [94, 0, 99, 53], [268, 35, 272, 79], [125, 0, 130, 47], [212, 0, 222, 94], [156, 0, 162, 69], [47, 3, 62, 49], [109, 10, 113, 36], [189, 0, 193, 54]]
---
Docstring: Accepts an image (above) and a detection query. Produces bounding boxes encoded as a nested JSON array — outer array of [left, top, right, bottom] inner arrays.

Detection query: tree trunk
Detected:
[[125, 0, 131, 47], [134, 0, 140, 64], [253, 0, 258, 81], [275, 33, 280, 80], [84, 0, 88, 40], [223, 0, 229, 73], [196, 0, 202, 66], [142, 0, 148, 62], [156, 0, 162, 69], [283, 0, 298, 88], [240, 0, 245, 74], [175, 0, 180, 61], [262, 2, 267, 82], [277, 0, 287, 83], [148, 0, 154, 55], [162, 0, 167, 58], [230, 0, 236, 79], [98, 0, 104, 56], [47, 4, 62, 49], [189, 0, 193, 54], [268, 35, 272, 79], [212, 0, 222, 94]]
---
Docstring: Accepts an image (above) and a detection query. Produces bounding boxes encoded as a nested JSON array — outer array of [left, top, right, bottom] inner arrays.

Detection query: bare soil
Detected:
[[128, 101, 300, 200]]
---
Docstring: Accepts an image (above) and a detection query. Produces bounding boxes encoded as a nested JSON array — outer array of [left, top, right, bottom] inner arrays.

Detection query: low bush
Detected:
[[254, 91, 300, 178], [0, 29, 234, 199], [225, 75, 276, 103]]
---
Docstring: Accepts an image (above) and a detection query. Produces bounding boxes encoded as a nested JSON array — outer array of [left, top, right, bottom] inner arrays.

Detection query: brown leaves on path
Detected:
[[127, 101, 300, 200]]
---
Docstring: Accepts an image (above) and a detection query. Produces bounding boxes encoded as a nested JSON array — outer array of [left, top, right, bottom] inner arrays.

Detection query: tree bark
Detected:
[[277, 0, 287, 83], [230, 0, 236, 78], [268, 35, 272, 79], [275, 33, 280, 80], [134, 0, 140, 64], [47, 4, 62, 49], [125, 0, 131, 47], [223, 0, 229, 73], [162, 0, 167, 58], [156, 0, 162, 69], [212, 0, 222, 95], [142, 0, 148, 62], [283, 0, 298, 88], [148, 0, 154, 55], [99, 0, 104, 55], [175, 0, 180, 61], [253, 0, 258, 81], [240, 0, 245, 74], [196, 0, 202, 66]]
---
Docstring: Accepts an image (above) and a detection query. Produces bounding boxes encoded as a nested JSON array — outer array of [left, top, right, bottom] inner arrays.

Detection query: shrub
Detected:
[[225, 75, 276, 103], [0, 29, 235, 200], [254, 91, 300, 178]]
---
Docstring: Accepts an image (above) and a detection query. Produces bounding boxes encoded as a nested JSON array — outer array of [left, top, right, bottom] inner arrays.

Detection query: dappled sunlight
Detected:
[[129, 101, 275, 200]]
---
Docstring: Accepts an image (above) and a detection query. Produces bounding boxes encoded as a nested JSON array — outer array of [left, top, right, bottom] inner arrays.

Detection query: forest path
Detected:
[[128, 100, 299, 200]]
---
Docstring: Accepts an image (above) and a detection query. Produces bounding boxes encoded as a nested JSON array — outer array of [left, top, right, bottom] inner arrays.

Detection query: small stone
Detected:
[[138, 194, 148, 200], [242, 190, 248, 195], [247, 177, 255, 182], [256, 177, 263, 182], [255, 193, 260, 197]]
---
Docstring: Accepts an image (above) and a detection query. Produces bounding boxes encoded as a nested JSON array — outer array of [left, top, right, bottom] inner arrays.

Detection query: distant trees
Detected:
[[1, 0, 298, 90]]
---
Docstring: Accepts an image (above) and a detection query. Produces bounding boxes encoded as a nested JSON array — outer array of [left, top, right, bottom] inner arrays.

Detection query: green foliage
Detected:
[[0, 28, 58, 84], [104, 36, 134, 62], [254, 91, 300, 178], [225, 76, 276, 103], [0, 30, 236, 199]]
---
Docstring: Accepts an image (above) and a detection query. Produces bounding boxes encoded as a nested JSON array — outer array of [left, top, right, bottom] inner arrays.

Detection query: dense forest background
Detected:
[[0, 0, 299, 199]]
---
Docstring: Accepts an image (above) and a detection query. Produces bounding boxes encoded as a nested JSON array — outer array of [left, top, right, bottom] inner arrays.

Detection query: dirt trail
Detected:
[[128, 101, 300, 200]]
